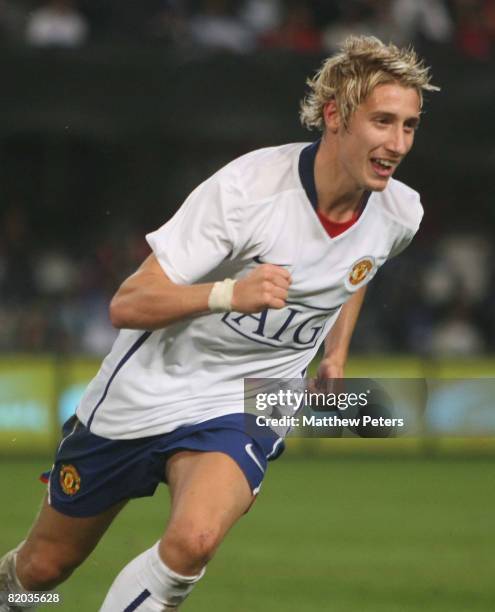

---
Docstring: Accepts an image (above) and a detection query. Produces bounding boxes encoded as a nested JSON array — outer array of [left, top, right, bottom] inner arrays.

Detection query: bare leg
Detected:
[[15, 495, 127, 591], [161, 450, 254, 575], [99, 450, 255, 610]]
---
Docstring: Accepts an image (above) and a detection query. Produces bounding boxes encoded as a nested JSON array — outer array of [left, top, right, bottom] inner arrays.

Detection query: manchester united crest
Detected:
[[59, 464, 81, 496], [345, 256, 377, 290]]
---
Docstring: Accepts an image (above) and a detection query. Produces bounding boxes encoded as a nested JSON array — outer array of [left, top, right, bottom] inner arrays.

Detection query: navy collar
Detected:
[[298, 139, 371, 214], [298, 140, 320, 210]]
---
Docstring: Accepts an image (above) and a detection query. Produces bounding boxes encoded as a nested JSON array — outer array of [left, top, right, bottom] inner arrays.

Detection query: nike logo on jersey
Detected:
[[245, 443, 265, 474], [253, 256, 291, 267]]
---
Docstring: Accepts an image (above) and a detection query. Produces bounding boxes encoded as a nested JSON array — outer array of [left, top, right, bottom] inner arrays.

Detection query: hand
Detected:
[[309, 357, 345, 396], [231, 264, 291, 313], [316, 358, 344, 382]]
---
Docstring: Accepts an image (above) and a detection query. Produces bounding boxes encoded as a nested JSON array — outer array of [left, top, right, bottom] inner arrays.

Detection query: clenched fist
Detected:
[[231, 264, 291, 313]]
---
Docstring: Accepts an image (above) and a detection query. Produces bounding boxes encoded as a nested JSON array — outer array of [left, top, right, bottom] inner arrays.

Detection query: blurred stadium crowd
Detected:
[[0, 0, 494, 59]]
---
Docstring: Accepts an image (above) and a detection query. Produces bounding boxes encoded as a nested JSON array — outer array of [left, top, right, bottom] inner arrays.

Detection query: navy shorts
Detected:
[[43, 413, 285, 517]]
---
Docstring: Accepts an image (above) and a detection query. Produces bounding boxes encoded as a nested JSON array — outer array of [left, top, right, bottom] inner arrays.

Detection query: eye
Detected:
[[374, 117, 390, 127]]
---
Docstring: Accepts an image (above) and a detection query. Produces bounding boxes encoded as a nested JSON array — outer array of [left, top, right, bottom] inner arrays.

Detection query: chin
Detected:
[[361, 169, 390, 192], [365, 178, 389, 192]]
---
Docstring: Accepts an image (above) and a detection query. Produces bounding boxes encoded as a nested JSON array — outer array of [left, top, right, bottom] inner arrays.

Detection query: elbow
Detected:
[[109, 296, 128, 329]]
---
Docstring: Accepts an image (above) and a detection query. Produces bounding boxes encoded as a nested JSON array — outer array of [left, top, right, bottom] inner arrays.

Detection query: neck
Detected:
[[314, 134, 364, 222]]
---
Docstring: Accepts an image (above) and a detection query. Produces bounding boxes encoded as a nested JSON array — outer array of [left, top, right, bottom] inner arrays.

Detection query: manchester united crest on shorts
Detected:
[[345, 256, 377, 290], [59, 464, 81, 496]]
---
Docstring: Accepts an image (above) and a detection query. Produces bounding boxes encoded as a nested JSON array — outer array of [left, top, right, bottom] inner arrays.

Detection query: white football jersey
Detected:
[[76, 142, 423, 439]]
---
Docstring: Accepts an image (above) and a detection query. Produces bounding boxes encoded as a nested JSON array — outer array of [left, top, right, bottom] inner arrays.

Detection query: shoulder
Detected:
[[172, 144, 307, 230], [374, 178, 424, 232], [216, 143, 308, 202]]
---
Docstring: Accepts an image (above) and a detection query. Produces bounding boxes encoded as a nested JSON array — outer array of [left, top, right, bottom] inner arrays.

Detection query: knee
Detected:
[[17, 544, 81, 591], [163, 522, 221, 570]]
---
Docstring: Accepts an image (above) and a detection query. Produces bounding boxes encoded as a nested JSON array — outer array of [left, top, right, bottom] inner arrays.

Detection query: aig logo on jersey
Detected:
[[222, 305, 337, 351], [345, 256, 377, 291]]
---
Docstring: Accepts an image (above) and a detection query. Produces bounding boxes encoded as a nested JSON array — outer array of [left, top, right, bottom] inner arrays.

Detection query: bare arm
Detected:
[[109, 254, 291, 330], [317, 285, 367, 380]]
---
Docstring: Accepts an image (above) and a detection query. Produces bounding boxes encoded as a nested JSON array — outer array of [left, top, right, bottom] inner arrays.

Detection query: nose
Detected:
[[386, 126, 409, 157]]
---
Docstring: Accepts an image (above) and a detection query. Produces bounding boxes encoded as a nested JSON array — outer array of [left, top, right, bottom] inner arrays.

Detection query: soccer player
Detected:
[[1, 35, 437, 611]]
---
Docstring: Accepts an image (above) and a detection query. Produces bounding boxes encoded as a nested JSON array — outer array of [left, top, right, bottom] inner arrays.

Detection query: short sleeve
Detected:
[[388, 194, 424, 258], [388, 226, 417, 258], [146, 175, 244, 284]]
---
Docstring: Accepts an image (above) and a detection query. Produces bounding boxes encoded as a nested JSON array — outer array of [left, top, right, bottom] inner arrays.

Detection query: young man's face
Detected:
[[332, 82, 421, 192]]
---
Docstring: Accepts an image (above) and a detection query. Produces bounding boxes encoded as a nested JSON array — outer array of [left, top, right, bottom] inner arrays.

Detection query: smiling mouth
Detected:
[[370, 158, 397, 178]]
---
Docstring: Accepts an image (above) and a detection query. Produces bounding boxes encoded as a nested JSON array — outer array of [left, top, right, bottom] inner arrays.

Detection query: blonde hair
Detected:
[[300, 35, 439, 131]]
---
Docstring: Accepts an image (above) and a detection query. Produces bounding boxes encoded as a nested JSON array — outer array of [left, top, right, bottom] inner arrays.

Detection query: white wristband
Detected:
[[208, 279, 237, 312]]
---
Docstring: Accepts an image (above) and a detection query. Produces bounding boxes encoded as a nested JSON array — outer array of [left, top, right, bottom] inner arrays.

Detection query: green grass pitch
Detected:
[[1, 456, 494, 611]]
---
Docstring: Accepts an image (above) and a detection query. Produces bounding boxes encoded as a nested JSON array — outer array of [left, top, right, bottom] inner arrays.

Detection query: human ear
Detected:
[[323, 100, 340, 133]]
